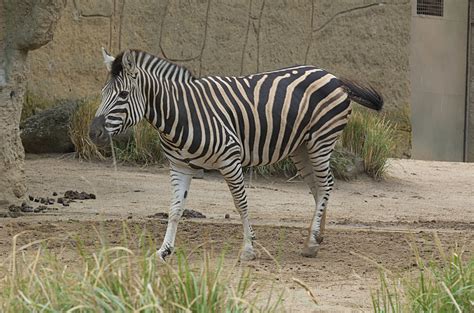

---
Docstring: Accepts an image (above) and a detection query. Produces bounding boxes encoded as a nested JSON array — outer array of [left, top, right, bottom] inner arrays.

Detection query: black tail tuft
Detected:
[[339, 78, 384, 111]]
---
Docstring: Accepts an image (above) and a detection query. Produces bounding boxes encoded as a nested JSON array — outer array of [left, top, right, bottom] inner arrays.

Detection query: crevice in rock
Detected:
[[198, 0, 212, 77], [240, 0, 253, 75], [158, 0, 170, 59], [79, 13, 112, 18], [312, 1, 408, 35], [304, 0, 315, 64], [255, 0, 265, 73]]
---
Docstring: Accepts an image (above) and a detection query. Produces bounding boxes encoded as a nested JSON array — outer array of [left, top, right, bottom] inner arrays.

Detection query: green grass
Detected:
[[113, 122, 164, 165], [341, 109, 396, 179], [0, 230, 282, 312], [372, 238, 473, 313]]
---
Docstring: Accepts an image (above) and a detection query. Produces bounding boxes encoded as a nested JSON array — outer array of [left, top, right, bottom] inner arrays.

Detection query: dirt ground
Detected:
[[0, 155, 473, 312]]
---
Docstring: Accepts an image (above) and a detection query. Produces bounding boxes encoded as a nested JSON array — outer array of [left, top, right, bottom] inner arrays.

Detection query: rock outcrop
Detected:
[[0, 1, 64, 211], [21, 100, 78, 154]]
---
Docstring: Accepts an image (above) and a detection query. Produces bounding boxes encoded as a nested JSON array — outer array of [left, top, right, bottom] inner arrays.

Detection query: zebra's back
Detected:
[[196, 65, 349, 167]]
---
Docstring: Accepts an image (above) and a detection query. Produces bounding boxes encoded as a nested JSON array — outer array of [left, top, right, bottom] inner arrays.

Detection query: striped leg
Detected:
[[305, 141, 335, 257], [291, 144, 334, 257], [157, 168, 192, 261], [220, 163, 256, 261]]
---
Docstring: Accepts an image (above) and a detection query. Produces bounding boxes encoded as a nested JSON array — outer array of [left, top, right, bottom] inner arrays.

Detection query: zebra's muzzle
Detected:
[[89, 115, 110, 146]]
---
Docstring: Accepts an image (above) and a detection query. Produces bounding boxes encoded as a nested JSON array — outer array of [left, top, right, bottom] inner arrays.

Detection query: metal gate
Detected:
[[410, 0, 469, 161]]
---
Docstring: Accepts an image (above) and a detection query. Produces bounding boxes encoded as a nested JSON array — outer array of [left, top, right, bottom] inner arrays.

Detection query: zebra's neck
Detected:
[[134, 51, 194, 82], [135, 52, 196, 141]]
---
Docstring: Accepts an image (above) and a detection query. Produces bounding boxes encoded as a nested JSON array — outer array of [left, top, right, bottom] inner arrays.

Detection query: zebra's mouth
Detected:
[[89, 115, 112, 146]]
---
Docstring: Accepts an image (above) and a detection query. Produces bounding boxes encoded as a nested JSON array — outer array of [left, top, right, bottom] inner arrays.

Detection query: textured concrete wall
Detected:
[[469, 0, 474, 161], [411, 0, 468, 162], [27, 0, 410, 113]]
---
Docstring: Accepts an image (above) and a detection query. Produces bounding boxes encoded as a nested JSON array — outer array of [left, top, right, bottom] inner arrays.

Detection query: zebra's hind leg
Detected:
[[220, 163, 256, 261], [291, 144, 334, 257], [157, 168, 192, 261], [305, 142, 335, 257]]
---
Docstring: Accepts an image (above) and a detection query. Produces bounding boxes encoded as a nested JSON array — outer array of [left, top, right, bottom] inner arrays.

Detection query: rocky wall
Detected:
[[27, 0, 410, 113]]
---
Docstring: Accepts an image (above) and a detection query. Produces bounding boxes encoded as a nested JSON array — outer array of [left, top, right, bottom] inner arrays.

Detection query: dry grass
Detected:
[[69, 98, 163, 165], [69, 97, 106, 160]]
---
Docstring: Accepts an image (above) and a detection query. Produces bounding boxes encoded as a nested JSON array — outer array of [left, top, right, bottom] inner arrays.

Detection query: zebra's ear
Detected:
[[122, 49, 137, 76], [102, 47, 115, 72]]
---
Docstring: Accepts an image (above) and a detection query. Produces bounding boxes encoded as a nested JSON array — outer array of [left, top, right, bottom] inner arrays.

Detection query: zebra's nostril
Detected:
[[89, 115, 109, 144]]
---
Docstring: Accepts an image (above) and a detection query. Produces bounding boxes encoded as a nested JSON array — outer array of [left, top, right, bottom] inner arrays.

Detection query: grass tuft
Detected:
[[113, 122, 164, 165], [69, 97, 106, 160], [341, 109, 396, 179]]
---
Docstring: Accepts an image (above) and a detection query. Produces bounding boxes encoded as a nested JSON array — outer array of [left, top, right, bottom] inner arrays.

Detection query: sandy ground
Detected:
[[0, 155, 473, 312]]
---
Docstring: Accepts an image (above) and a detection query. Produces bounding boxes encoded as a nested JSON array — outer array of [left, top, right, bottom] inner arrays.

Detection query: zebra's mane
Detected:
[[111, 49, 195, 80]]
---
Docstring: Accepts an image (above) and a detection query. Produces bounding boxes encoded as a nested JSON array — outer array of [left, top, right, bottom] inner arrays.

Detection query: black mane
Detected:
[[110, 50, 194, 79]]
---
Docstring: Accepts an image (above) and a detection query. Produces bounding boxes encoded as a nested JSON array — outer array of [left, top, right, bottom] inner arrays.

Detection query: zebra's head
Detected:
[[89, 48, 146, 146]]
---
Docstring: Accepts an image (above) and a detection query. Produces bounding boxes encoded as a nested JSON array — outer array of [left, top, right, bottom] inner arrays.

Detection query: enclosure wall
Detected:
[[26, 0, 410, 116]]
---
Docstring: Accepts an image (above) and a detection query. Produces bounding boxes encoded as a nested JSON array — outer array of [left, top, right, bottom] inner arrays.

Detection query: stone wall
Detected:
[[468, 0, 474, 161], [27, 0, 410, 113]]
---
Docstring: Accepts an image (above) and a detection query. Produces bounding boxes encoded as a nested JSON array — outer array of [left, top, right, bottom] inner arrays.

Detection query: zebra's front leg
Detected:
[[157, 168, 192, 261], [220, 164, 256, 261]]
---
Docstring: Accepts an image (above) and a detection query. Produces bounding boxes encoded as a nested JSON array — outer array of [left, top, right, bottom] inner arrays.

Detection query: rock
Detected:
[[148, 212, 168, 219], [147, 209, 206, 219], [182, 209, 206, 219], [64, 190, 96, 200], [20, 100, 79, 153], [332, 148, 365, 180]]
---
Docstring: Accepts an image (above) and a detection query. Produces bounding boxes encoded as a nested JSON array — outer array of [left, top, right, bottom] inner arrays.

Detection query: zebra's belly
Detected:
[[162, 146, 225, 171], [240, 134, 307, 168]]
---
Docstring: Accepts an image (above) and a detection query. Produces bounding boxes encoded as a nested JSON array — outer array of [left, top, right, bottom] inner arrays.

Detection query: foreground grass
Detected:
[[0, 231, 282, 312], [372, 237, 473, 313]]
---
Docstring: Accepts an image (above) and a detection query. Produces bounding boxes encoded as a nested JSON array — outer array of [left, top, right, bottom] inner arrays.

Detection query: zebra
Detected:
[[89, 49, 383, 261]]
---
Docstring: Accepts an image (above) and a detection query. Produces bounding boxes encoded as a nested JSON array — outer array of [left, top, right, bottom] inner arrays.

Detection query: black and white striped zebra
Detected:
[[89, 49, 383, 261]]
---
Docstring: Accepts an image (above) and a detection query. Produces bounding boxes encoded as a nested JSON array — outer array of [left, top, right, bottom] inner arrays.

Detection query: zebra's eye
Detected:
[[118, 91, 129, 98]]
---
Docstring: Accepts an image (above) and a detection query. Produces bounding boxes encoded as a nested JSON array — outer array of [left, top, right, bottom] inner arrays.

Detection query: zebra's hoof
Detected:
[[157, 246, 173, 261], [240, 249, 257, 261], [301, 245, 319, 258]]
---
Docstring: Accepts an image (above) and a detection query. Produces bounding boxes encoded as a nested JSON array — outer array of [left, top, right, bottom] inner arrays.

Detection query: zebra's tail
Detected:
[[339, 78, 384, 111]]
